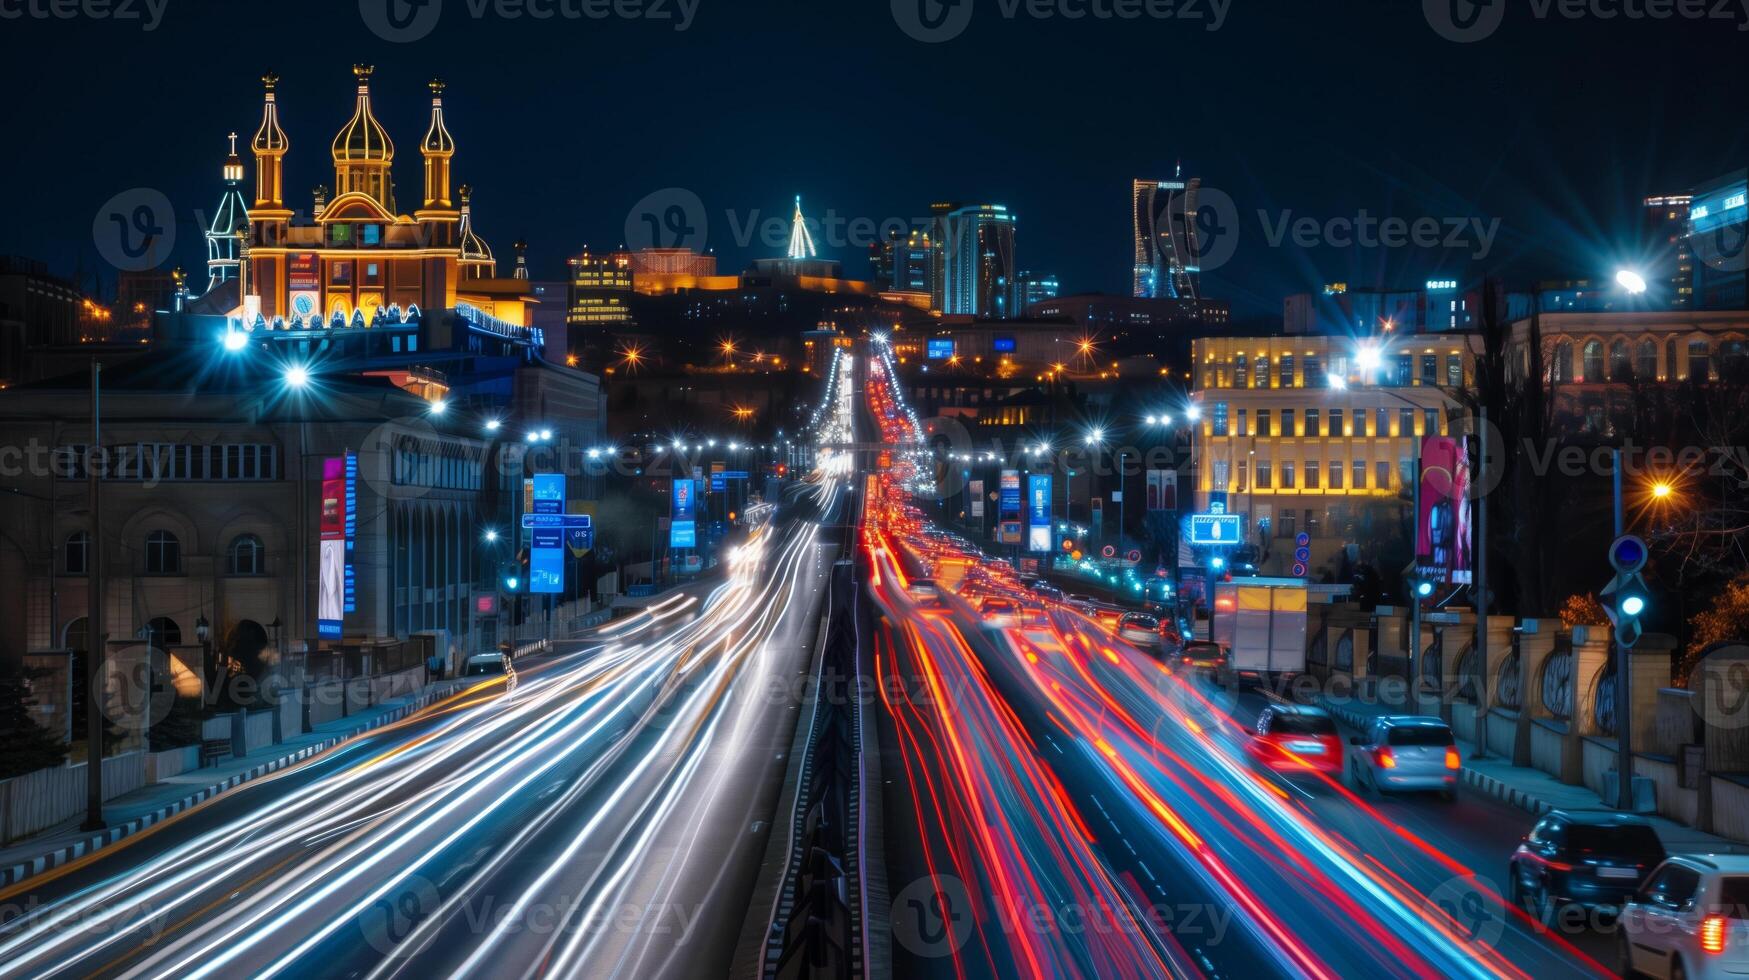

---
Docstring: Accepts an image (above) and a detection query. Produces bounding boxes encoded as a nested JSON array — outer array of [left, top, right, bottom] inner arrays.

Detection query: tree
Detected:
[[1558, 592, 1608, 629], [0, 665, 70, 779], [1681, 578, 1749, 687]]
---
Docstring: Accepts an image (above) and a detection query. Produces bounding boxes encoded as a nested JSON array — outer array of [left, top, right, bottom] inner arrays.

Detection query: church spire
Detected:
[[332, 64, 395, 205], [250, 72, 289, 211], [420, 78, 456, 211], [206, 135, 250, 293]]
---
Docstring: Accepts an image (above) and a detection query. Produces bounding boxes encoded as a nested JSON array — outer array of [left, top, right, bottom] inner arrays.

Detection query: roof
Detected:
[[1378, 715, 1449, 727], [1670, 855, 1749, 872], [1547, 809, 1654, 826]]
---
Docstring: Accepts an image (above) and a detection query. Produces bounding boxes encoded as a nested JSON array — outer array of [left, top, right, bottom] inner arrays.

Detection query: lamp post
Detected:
[[82, 359, 106, 832], [195, 614, 212, 707]]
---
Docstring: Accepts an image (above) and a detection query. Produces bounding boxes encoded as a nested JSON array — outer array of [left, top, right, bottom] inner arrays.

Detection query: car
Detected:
[[906, 578, 941, 605], [1245, 704, 1343, 776], [463, 652, 510, 676], [1117, 612, 1164, 649], [1510, 809, 1667, 925], [1619, 854, 1749, 978], [1177, 641, 1227, 676], [1064, 593, 1096, 612], [1348, 716, 1460, 800], [978, 596, 1019, 629], [1018, 604, 1051, 629]]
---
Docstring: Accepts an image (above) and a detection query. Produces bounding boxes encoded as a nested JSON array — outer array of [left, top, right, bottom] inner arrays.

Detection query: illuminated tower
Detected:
[[332, 64, 395, 209], [787, 195, 818, 261], [205, 133, 250, 293], [418, 78, 456, 219], [1132, 169, 1201, 300], [249, 72, 291, 237], [458, 185, 496, 280]]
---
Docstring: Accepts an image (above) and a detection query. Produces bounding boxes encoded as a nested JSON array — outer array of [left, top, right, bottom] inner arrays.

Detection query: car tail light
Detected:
[[1445, 748, 1461, 770], [1374, 747, 1397, 769], [1703, 914, 1727, 954]]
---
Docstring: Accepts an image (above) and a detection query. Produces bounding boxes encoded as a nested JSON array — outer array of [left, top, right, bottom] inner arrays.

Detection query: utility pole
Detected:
[[82, 360, 106, 832], [1613, 448, 1635, 811]]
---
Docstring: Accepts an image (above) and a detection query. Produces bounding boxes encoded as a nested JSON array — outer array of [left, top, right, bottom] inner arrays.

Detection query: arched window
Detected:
[[144, 616, 182, 647], [227, 534, 264, 576], [1667, 339, 1678, 381], [1689, 340, 1712, 381], [63, 617, 88, 653], [1722, 339, 1749, 381], [1609, 340, 1631, 381], [1581, 340, 1604, 383], [1552, 340, 1574, 383], [64, 531, 89, 575], [145, 530, 181, 574], [1637, 340, 1658, 381]]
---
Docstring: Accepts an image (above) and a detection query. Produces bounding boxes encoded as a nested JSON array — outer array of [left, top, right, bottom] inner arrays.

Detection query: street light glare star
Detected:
[[223, 330, 247, 352], [284, 365, 310, 388]]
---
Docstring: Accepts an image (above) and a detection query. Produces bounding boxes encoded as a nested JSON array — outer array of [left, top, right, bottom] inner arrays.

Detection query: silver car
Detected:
[[1349, 716, 1459, 801]]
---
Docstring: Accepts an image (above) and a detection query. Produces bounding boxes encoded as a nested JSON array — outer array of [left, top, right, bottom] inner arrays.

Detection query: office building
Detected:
[[1644, 193, 1695, 309], [936, 203, 1016, 319], [1133, 174, 1200, 301], [1689, 169, 1747, 310], [1014, 270, 1060, 311]]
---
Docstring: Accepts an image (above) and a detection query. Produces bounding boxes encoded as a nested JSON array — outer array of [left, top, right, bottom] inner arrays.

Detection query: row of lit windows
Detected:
[[1546, 337, 1748, 383], [1201, 352, 1466, 390], [394, 449, 482, 491], [1206, 404, 1446, 439], [57, 444, 280, 481], [1208, 457, 1412, 493], [61, 530, 266, 576]]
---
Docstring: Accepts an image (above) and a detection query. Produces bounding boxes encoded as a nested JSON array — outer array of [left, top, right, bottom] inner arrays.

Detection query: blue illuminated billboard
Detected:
[[926, 338, 955, 360], [1188, 514, 1244, 546], [531, 529, 565, 594], [993, 337, 1016, 353], [1026, 474, 1053, 552]]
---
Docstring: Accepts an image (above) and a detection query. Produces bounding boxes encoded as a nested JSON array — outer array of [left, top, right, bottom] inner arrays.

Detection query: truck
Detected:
[[1211, 578, 1309, 687]]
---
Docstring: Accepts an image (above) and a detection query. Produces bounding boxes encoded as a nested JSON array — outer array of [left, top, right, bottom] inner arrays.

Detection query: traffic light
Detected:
[[1602, 535, 1650, 648]]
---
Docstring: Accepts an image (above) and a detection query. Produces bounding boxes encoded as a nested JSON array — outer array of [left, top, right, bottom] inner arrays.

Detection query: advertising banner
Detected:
[[671, 479, 697, 549], [318, 456, 348, 639], [1187, 514, 1243, 546], [1416, 436, 1473, 584], [969, 479, 984, 519], [531, 529, 565, 594], [1146, 469, 1178, 512], [1026, 474, 1053, 553], [999, 470, 1022, 544]]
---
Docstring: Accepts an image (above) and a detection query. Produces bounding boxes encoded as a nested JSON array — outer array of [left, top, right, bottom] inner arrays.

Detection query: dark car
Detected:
[[1177, 641, 1227, 677], [1510, 809, 1667, 923]]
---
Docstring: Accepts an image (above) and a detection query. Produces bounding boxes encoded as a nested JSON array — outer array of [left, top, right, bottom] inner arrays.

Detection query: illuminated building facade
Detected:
[[1133, 174, 1200, 301], [937, 203, 1016, 319], [567, 250, 635, 326], [1644, 193, 1695, 309], [1689, 169, 1748, 311], [204, 134, 250, 292], [223, 67, 530, 329]]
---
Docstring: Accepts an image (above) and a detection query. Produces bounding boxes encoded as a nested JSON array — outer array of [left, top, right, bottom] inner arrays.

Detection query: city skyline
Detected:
[[1, 4, 1744, 317]]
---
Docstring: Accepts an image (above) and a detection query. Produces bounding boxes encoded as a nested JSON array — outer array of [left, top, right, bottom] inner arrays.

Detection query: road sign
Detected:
[[1296, 532, 1310, 547], [1295, 546, 1311, 563], [1292, 562, 1308, 577], [521, 514, 593, 530]]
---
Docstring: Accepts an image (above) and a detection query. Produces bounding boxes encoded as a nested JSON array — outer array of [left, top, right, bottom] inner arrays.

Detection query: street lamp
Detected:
[[283, 365, 310, 389], [429, 399, 448, 416], [1355, 344, 1383, 375], [1616, 269, 1649, 295], [222, 329, 247, 353]]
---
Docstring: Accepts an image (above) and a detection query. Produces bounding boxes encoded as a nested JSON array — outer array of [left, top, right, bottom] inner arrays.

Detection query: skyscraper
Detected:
[[870, 227, 940, 299], [936, 203, 1016, 318], [1132, 172, 1200, 301], [1644, 193, 1695, 309]]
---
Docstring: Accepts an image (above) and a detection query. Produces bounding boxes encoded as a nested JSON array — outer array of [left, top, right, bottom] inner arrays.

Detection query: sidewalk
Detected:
[[0, 677, 470, 888], [1312, 693, 1746, 856]]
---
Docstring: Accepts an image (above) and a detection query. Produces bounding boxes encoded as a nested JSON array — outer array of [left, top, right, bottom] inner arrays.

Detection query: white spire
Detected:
[[787, 195, 817, 261]]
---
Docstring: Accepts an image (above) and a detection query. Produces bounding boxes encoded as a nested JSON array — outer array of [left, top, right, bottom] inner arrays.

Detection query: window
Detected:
[[228, 534, 265, 576], [1328, 460, 1344, 490], [1377, 408, 1389, 437], [1353, 459, 1368, 489], [1582, 340, 1604, 382], [1280, 355, 1295, 387], [1401, 408, 1416, 436], [1237, 461, 1248, 491], [1234, 354, 1248, 388], [1420, 354, 1439, 385], [1355, 410, 1367, 438], [1237, 408, 1248, 437], [1376, 461, 1392, 490], [144, 616, 182, 647], [1279, 512, 1296, 541], [1257, 410, 1271, 437], [1637, 340, 1658, 380], [1447, 354, 1463, 387], [1306, 408, 1320, 437], [1425, 409, 1440, 436], [1400, 457, 1416, 486], [1610, 340, 1631, 381], [1305, 461, 1320, 489], [145, 530, 181, 575], [1302, 355, 1320, 386], [1394, 354, 1414, 386], [1256, 358, 1271, 389], [64, 531, 88, 575], [1213, 402, 1229, 436], [1282, 461, 1296, 489], [1329, 409, 1343, 436], [1689, 340, 1711, 380], [1553, 340, 1574, 383], [1282, 410, 1295, 436], [1212, 459, 1230, 489], [1724, 340, 1749, 380], [361, 223, 382, 245], [1255, 460, 1272, 489]]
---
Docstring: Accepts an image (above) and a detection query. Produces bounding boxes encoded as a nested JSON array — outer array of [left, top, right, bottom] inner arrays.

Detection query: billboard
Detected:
[[288, 252, 320, 291], [529, 474, 567, 594], [1416, 436, 1473, 585], [999, 470, 1022, 544], [1026, 474, 1052, 552], [670, 479, 697, 549], [1146, 469, 1178, 512], [969, 479, 984, 519], [926, 338, 955, 360], [993, 336, 1017, 353], [318, 455, 351, 639], [1187, 514, 1243, 546]]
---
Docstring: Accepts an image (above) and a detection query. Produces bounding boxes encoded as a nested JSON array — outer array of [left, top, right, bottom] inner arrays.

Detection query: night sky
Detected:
[[2, 0, 1745, 318]]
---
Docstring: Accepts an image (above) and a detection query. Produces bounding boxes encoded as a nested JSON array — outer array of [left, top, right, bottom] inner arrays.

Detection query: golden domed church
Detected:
[[225, 66, 533, 329]]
